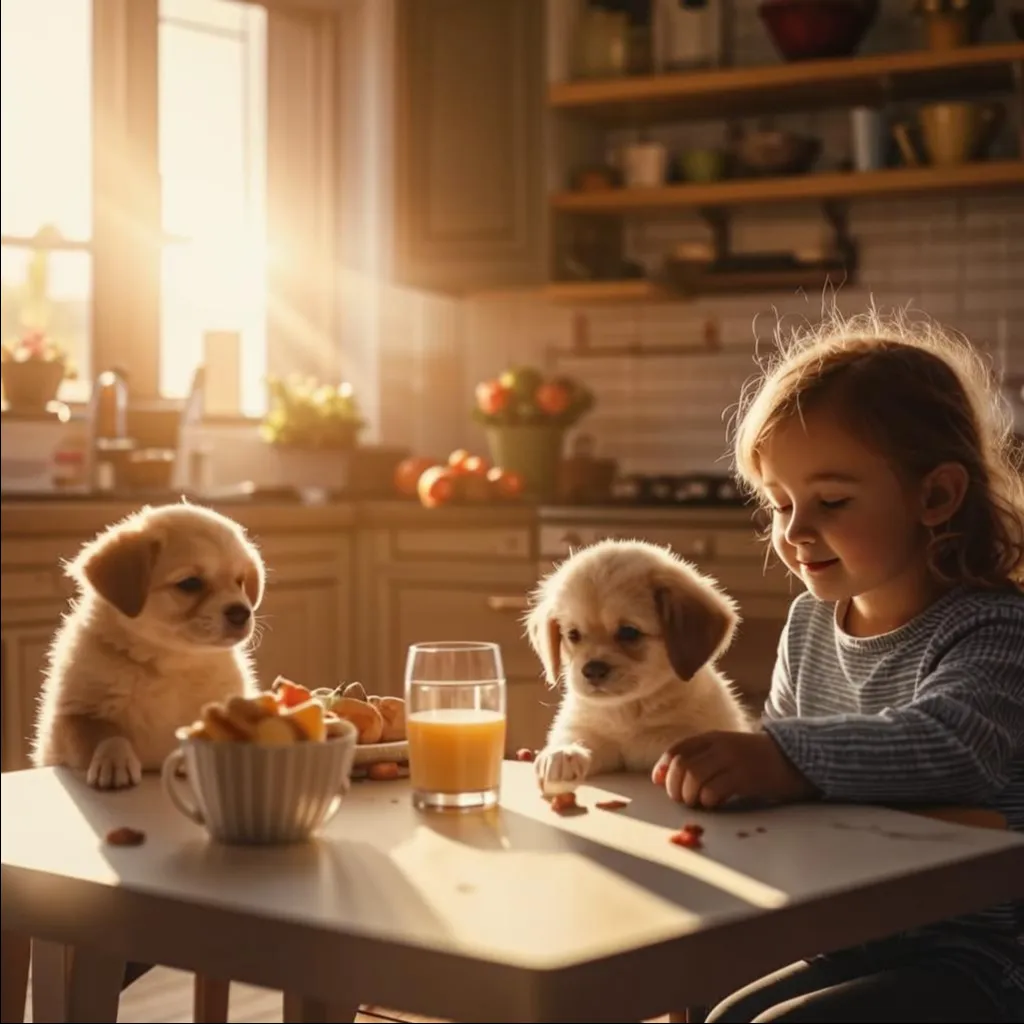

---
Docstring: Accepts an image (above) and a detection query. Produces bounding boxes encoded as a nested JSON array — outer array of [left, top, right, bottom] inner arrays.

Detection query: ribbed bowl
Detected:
[[166, 722, 357, 845]]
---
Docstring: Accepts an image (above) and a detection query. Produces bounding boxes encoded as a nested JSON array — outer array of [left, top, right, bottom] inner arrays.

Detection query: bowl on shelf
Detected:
[[758, 0, 878, 62], [733, 130, 822, 177]]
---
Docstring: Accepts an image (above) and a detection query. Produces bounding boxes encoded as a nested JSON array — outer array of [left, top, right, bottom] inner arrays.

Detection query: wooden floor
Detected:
[[22, 965, 675, 1022]]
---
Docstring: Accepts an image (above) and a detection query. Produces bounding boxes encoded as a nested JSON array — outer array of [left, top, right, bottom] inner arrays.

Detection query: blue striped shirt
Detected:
[[763, 586, 1024, 1016]]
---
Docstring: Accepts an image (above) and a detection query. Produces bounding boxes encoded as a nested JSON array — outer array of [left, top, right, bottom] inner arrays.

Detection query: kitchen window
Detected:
[[1, 0, 339, 413]]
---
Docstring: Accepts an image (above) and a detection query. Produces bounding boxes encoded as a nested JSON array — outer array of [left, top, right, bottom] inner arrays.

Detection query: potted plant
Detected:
[[472, 366, 594, 499], [260, 375, 368, 489], [1, 330, 73, 412]]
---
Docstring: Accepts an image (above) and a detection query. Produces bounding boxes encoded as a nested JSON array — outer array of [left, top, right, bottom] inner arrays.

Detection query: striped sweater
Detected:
[[762, 586, 1024, 1017]]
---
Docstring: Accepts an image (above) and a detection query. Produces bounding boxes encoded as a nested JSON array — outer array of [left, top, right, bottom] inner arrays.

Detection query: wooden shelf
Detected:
[[552, 160, 1024, 215], [542, 279, 669, 303], [548, 42, 1024, 124], [542, 266, 851, 304]]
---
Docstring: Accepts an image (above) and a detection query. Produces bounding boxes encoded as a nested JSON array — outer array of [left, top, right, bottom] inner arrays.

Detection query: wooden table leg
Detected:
[[31, 941, 124, 1023], [1, 932, 31, 1024], [282, 991, 361, 1023], [193, 975, 231, 1023]]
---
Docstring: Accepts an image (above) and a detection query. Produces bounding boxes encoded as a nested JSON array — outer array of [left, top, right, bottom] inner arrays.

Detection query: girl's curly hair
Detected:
[[732, 309, 1024, 589]]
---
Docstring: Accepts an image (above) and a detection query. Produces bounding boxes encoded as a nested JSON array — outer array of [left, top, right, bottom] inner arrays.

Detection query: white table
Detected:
[[2, 763, 1021, 1023]]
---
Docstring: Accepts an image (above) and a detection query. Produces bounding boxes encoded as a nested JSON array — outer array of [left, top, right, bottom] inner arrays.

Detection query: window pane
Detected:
[[0, 0, 92, 241], [1, 247, 92, 387], [158, 0, 267, 415]]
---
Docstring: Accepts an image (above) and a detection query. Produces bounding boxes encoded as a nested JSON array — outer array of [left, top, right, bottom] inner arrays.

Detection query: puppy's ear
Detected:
[[524, 595, 563, 688], [653, 568, 739, 681], [241, 542, 265, 609], [74, 528, 160, 619]]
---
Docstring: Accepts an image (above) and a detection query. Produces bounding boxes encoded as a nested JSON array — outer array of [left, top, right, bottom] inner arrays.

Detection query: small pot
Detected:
[[1, 358, 66, 411]]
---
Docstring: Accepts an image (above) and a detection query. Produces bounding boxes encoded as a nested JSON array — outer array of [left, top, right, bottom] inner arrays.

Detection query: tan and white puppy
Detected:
[[526, 538, 751, 794], [33, 502, 264, 789]]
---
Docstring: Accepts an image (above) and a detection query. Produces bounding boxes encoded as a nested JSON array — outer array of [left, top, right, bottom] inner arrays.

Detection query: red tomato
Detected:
[[418, 465, 457, 508], [535, 382, 572, 416], [486, 466, 525, 499], [394, 456, 438, 497], [476, 379, 511, 415]]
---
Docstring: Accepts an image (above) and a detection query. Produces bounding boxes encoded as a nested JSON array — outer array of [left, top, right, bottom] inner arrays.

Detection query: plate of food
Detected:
[[275, 678, 410, 781]]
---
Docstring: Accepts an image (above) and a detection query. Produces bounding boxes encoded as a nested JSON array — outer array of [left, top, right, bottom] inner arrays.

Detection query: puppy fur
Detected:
[[33, 502, 264, 789], [526, 538, 751, 790]]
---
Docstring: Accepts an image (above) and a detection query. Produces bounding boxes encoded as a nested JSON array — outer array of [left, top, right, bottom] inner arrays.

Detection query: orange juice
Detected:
[[407, 708, 506, 793]]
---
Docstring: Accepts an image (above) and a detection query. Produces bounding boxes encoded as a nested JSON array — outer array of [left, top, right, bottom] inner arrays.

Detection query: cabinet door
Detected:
[[365, 563, 554, 754], [251, 582, 349, 693], [1, 626, 54, 771], [393, 0, 546, 293]]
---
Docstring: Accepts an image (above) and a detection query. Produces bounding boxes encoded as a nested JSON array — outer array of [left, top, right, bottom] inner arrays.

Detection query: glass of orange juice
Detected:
[[405, 641, 507, 812]]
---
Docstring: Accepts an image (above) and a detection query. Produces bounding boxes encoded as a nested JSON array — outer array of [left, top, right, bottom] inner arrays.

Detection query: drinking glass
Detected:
[[405, 641, 507, 812]]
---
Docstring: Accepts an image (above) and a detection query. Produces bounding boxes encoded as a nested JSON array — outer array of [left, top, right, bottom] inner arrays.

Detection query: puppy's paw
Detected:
[[87, 737, 142, 790], [535, 744, 592, 796]]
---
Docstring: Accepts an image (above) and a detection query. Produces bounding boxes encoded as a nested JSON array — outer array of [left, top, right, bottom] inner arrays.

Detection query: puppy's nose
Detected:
[[582, 659, 611, 682], [223, 603, 251, 628]]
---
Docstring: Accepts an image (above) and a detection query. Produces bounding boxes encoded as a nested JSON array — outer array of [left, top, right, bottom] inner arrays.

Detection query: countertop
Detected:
[[1, 493, 760, 536]]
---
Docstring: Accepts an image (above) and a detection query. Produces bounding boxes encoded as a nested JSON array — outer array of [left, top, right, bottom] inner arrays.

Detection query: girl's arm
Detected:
[[763, 608, 1024, 804]]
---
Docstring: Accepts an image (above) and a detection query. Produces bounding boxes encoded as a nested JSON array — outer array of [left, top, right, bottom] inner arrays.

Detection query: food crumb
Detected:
[[595, 799, 630, 812], [736, 831, 750, 838], [669, 829, 703, 850], [106, 826, 146, 847], [756, 826, 767, 834], [682, 822, 704, 837], [550, 792, 587, 815], [515, 748, 536, 762]]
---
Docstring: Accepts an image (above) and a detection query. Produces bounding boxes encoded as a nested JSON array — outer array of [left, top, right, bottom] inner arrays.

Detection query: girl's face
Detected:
[[758, 409, 935, 631]]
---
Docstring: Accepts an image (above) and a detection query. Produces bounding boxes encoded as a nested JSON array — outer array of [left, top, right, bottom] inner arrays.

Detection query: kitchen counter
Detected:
[[0, 498, 357, 536], [2, 494, 763, 533]]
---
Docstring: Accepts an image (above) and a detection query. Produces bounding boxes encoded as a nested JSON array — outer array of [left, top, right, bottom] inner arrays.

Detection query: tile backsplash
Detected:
[[359, 0, 1024, 473]]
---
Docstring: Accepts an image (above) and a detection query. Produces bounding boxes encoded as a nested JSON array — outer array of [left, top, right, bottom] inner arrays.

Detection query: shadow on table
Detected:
[[417, 795, 786, 919]]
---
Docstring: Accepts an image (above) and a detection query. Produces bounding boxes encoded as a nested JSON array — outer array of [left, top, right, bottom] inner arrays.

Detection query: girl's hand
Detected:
[[652, 731, 818, 808]]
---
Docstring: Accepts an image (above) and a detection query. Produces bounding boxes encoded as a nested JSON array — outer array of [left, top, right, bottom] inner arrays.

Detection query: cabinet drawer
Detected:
[[393, 528, 532, 561], [539, 524, 766, 564], [1, 567, 72, 606]]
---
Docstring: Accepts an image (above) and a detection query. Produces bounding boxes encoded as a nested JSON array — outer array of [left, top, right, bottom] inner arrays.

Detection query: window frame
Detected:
[[13, 0, 343, 404]]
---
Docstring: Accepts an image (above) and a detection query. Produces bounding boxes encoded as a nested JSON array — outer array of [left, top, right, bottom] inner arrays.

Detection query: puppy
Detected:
[[33, 502, 264, 789], [526, 538, 751, 793]]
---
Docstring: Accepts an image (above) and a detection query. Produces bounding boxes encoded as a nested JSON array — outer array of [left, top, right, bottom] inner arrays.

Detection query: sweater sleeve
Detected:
[[764, 606, 1024, 804], [762, 611, 798, 722]]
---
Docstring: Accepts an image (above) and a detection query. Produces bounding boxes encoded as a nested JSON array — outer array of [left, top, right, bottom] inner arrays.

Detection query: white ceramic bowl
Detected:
[[161, 720, 358, 845]]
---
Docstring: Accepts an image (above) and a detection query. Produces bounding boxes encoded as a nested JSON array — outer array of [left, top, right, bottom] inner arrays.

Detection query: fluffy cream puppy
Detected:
[[33, 502, 264, 789], [526, 538, 751, 793]]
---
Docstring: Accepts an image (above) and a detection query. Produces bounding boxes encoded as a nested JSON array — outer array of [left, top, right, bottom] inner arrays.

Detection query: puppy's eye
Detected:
[[565, 628, 581, 644], [175, 576, 204, 594], [616, 625, 642, 643]]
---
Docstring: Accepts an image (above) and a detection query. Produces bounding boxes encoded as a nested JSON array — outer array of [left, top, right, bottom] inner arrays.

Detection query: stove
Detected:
[[606, 472, 747, 508]]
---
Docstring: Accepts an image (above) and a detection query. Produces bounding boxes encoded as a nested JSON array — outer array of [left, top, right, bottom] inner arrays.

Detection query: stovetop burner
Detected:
[[608, 473, 748, 508]]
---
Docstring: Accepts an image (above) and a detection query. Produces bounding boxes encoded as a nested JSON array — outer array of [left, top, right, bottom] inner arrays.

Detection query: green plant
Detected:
[[261, 375, 366, 448], [0, 330, 76, 378], [471, 365, 595, 430]]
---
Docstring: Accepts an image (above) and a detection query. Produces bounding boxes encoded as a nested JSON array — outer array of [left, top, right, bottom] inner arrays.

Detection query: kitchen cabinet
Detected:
[[354, 521, 555, 754], [246, 532, 353, 692], [391, 0, 548, 293], [336, 0, 549, 295]]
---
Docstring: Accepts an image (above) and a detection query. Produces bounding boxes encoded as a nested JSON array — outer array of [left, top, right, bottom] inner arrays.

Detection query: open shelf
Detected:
[[542, 265, 850, 304], [552, 160, 1024, 215], [548, 42, 1024, 124]]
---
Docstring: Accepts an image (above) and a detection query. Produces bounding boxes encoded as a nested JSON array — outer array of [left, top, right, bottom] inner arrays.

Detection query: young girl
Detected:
[[654, 311, 1024, 1022]]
